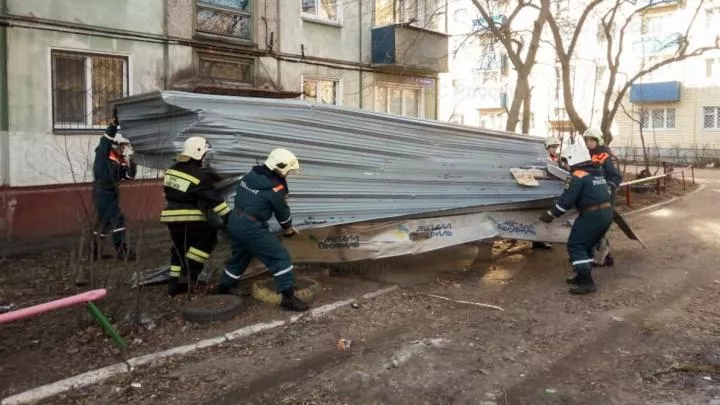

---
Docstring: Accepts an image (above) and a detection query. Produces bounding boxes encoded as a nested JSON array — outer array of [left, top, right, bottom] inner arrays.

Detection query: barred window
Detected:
[[703, 106, 720, 129], [302, 77, 339, 105], [639, 107, 676, 130], [196, 0, 252, 41], [51, 51, 128, 131]]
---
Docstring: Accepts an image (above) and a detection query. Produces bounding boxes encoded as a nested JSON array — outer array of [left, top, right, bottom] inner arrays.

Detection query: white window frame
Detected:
[[639, 107, 676, 131], [702, 106, 720, 130], [50, 49, 129, 132], [300, 75, 342, 105], [373, 83, 424, 118], [301, 0, 342, 25]]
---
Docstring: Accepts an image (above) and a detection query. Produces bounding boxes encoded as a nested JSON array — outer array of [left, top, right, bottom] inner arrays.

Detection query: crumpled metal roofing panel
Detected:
[[115, 91, 563, 229]]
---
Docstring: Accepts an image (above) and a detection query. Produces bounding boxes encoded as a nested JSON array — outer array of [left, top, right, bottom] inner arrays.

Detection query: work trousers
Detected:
[[167, 221, 218, 282], [567, 208, 613, 276], [93, 185, 126, 248], [594, 187, 617, 263], [221, 214, 295, 293]]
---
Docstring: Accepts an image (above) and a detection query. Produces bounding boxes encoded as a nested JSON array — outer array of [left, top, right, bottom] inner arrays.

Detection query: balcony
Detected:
[[629, 81, 681, 104], [371, 23, 449, 74]]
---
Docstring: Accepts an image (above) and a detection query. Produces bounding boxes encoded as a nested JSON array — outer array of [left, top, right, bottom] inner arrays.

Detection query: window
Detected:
[[374, 85, 422, 118], [197, 54, 253, 84], [478, 110, 505, 130], [302, 0, 339, 23], [302, 77, 339, 104], [196, 0, 252, 41], [703, 106, 720, 129], [639, 107, 676, 130], [375, 0, 418, 26], [51, 51, 128, 131]]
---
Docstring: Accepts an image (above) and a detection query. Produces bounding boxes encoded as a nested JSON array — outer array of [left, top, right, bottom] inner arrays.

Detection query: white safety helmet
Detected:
[[113, 134, 131, 145], [582, 128, 604, 146], [264, 148, 300, 177], [560, 137, 592, 167], [544, 136, 561, 149], [180, 136, 211, 161]]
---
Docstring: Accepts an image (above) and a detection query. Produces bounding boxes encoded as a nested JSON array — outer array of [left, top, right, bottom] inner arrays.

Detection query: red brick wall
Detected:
[[0, 180, 164, 241]]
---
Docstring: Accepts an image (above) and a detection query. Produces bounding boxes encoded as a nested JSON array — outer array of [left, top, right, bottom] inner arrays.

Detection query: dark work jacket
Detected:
[[92, 126, 136, 191], [160, 159, 230, 223], [590, 145, 623, 188], [550, 162, 611, 217], [234, 165, 292, 229]]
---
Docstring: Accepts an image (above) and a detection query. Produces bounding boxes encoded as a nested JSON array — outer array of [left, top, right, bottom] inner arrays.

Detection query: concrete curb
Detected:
[[1, 285, 401, 405], [625, 183, 706, 217]]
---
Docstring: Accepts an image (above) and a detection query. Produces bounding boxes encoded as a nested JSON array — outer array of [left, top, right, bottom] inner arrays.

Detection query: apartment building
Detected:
[[614, 0, 720, 157], [0, 0, 449, 240]]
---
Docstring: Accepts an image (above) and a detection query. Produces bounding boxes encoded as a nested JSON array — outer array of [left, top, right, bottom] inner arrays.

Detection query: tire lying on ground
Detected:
[[181, 295, 243, 324], [251, 276, 320, 305]]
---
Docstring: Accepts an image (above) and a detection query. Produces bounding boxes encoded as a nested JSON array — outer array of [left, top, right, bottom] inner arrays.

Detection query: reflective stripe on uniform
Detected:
[[274, 265, 293, 277], [212, 202, 231, 216], [170, 265, 182, 277], [279, 216, 292, 225], [160, 209, 206, 222], [164, 169, 200, 184], [111, 227, 126, 234], [572, 259, 595, 265], [554, 204, 567, 213], [224, 268, 241, 280], [186, 247, 210, 263]]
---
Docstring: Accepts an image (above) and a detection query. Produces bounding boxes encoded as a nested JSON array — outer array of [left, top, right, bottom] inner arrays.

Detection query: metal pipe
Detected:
[[162, 0, 169, 89], [0, 0, 8, 186], [358, 0, 363, 108], [682, 170, 686, 190], [691, 166, 695, 185], [625, 185, 631, 208]]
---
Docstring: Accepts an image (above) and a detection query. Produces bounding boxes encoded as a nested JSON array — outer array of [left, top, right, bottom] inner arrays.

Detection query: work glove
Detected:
[[539, 211, 555, 223], [123, 145, 134, 160], [283, 227, 299, 237]]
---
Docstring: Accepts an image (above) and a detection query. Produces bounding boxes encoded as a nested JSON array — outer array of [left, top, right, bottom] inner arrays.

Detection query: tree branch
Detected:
[[471, 0, 524, 68]]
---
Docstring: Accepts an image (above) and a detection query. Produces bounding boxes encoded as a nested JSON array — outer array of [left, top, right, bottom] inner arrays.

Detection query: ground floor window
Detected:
[[51, 50, 128, 131], [478, 109, 505, 130], [374, 85, 422, 118], [639, 107, 676, 130], [302, 76, 340, 104], [703, 106, 720, 129]]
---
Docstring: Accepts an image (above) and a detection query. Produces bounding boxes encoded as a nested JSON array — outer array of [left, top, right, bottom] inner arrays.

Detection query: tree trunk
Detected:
[[506, 75, 529, 133], [558, 60, 588, 135], [522, 87, 532, 134]]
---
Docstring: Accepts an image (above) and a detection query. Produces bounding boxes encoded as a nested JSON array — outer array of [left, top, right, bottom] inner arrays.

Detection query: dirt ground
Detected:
[[0, 173, 714, 405]]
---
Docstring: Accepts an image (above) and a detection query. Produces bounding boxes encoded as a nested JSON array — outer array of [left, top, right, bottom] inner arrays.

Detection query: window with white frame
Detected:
[[374, 85, 422, 118], [706, 57, 720, 79], [703, 106, 720, 129], [196, 0, 252, 41], [374, 0, 417, 26], [302, 0, 339, 23], [302, 77, 339, 105], [639, 107, 676, 130], [51, 51, 128, 131], [478, 110, 505, 130]]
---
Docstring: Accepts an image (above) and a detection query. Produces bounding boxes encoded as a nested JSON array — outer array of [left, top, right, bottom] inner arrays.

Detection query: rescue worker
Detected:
[[217, 148, 310, 312], [539, 138, 613, 295], [160, 136, 231, 297], [92, 116, 137, 261], [532, 136, 562, 250], [583, 128, 623, 267]]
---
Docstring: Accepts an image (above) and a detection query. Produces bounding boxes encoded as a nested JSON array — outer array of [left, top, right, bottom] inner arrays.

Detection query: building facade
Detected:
[[0, 0, 449, 241]]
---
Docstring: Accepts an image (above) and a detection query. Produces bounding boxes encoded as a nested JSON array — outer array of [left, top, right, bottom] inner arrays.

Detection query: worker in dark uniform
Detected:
[[583, 128, 623, 267], [161, 136, 231, 297], [217, 148, 309, 312], [539, 138, 613, 295], [92, 115, 137, 261], [532, 136, 562, 251]]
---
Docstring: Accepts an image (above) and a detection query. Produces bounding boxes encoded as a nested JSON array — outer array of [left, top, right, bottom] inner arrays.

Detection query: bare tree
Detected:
[[470, 0, 550, 133], [543, 0, 720, 145]]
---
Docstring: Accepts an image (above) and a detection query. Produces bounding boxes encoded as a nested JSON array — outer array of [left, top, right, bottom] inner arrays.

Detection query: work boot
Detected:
[[280, 288, 310, 312], [213, 283, 234, 295], [168, 279, 190, 297], [566, 273, 580, 285], [532, 242, 553, 250], [604, 254, 615, 267], [569, 274, 597, 295], [116, 245, 137, 261]]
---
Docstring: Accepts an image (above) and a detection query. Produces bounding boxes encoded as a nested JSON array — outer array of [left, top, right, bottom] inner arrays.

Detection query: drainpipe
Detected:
[[275, 0, 282, 91], [162, 0, 169, 89], [0, 0, 9, 186], [358, 0, 363, 108]]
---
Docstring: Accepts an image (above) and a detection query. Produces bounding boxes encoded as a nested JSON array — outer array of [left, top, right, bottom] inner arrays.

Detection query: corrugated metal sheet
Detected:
[[114, 91, 563, 230], [629, 81, 681, 104]]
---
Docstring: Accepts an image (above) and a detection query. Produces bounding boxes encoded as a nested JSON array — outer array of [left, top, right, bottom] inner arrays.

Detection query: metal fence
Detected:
[[614, 146, 720, 167]]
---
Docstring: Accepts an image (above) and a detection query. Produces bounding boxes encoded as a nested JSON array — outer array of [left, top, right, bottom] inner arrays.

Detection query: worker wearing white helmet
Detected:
[[160, 136, 231, 297], [91, 111, 137, 261], [539, 137, 613, 295], [217, 147, 310, 312], [545, 136, 561, 162], [583, 128, 623, 267]]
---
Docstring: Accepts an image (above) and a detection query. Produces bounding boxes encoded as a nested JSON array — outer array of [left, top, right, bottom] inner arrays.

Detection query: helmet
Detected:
[[582, 128, 604, 146], [560, 137, 592, 167], [180, 136, 211, 161], [264, 148, 300, 177], [544, 136, 561, 149]]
